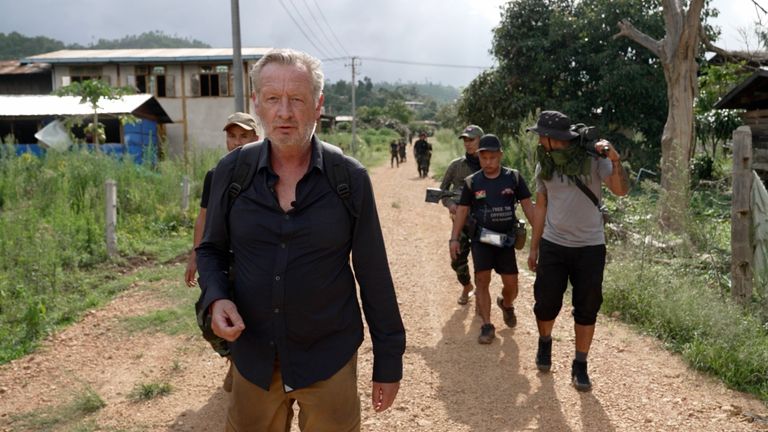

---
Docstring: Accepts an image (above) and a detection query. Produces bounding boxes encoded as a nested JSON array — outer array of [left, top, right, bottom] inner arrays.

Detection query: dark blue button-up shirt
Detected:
[[197, 136, 405, 391]]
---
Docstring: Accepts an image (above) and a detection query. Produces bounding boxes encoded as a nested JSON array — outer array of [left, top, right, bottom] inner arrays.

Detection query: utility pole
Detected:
[[350, 56, 359, 157], [231, 0, 244, 112]]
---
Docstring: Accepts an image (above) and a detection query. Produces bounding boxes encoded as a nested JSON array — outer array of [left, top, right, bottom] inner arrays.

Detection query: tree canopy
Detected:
[[459, 0, 668, 163]]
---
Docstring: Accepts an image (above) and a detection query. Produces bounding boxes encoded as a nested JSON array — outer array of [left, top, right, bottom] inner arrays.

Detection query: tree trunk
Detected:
[[659, 57, 697, 230], [615, 0, 705, 235]]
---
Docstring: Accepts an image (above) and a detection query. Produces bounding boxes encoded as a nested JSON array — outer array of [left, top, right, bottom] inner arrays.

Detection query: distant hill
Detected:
[[377, 81, 460, 104], [0, 30, 210, 60]]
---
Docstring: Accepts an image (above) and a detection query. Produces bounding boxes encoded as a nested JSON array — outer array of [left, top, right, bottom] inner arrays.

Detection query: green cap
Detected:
[[459, 125, 484, 139]]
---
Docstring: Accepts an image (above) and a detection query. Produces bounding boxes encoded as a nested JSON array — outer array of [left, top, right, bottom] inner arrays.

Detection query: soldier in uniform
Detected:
[[439, 125, 484, 305], [398, 138, 407, 163], [413, 132, 432, 178], [390, 139, 400, 167]]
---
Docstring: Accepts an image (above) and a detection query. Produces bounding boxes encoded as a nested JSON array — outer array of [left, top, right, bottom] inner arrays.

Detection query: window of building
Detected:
[[191, 65, 230, 97], [68, 66, 105, 83], [133, 65, 174, 98]]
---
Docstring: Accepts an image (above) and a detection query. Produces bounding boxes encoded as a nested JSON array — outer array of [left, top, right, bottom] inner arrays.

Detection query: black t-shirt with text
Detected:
[[458, 167, 531, 233]]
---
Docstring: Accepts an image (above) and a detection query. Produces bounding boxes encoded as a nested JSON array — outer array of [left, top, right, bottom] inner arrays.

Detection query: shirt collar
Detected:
[[257, 134, 324, 174]]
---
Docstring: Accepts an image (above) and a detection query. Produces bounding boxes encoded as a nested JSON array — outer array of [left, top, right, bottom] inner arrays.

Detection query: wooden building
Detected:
[[715, 68, 768, 182]]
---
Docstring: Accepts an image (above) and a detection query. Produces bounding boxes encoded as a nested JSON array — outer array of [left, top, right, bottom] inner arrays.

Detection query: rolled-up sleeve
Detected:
[[350, 165, 406, 383]]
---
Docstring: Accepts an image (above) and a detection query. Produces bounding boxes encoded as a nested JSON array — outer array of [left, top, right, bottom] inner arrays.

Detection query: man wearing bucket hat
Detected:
[[449, 134, 535, 344], [526, 110, 628, 391], [439, 125, 484, 306]]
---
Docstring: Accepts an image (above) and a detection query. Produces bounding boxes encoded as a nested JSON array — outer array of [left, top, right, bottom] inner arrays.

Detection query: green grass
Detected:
[[602, 178, 768, 401], [9, 385, 105, 431], [0, 147, 218, 364], [128, 382, 173, 401]]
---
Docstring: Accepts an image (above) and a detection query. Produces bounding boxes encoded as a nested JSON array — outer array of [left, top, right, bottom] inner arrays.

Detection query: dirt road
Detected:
[[1, 155, 767, 431]]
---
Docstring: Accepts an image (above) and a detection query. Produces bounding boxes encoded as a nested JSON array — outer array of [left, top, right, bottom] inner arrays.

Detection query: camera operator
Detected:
[[526, 110, 628, 391]]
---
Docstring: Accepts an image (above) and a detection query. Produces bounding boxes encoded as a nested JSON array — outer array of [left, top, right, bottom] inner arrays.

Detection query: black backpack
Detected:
[[195, 139, 358, 356]]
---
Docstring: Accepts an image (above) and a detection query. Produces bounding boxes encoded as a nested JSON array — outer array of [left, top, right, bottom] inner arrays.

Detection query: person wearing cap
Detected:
[[526, 110, 628, 391], [449, 134, 535, 344], [413, 131, 433, 178], [438, 124, 484, 306], [184, 112, 261, 288]]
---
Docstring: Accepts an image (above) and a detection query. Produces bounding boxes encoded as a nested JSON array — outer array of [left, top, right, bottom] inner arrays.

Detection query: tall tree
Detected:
[[459, 0, 667, 156], [615, 0, 706, 232]]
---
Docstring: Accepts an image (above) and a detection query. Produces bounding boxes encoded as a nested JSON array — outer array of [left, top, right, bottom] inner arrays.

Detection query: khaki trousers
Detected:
[[225, 355, 360, 432]]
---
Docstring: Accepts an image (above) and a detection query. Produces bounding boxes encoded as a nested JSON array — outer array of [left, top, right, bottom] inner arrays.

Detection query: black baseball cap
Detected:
[[477, 134, 502, 152]]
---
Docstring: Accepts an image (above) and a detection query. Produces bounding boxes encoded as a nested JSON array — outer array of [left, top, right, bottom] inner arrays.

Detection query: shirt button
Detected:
[[275, 275, 281, 281], [269, 341, 275, 346], [284, 215, 290, 220], [280, 243, 286, 248], [274, 308, 280, 313]]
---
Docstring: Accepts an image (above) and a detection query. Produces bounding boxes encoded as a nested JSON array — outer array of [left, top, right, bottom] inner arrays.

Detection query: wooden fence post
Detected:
[[181, 175, 190, 212], [731, 126, 753, 303], [105, 179, 118, 258]]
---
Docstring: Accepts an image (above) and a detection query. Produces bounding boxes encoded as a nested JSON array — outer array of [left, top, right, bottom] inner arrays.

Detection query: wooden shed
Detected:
[[715, 68, 768, 181]]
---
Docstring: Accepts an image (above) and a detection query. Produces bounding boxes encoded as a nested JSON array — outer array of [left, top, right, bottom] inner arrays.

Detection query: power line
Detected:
[[277, 0, 333, 59], [285, 0, 334, 57], [358, 56, 492, 70], [311, 0, 350, 57], [299, 0, 346, 59]]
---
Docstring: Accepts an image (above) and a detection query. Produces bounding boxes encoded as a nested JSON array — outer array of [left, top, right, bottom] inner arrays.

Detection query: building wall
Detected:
[[49, 60, 257, 159]]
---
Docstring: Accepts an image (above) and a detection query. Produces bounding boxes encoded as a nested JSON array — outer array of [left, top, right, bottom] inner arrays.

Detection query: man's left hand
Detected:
[[595, 139, 619, 161], [371, 381, 400, 412]]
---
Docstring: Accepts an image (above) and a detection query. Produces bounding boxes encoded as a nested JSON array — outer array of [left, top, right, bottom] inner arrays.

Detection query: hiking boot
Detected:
[[536, 338, 552, 372], [478, 323, 496, 344], [571, 360, 592, 391], [496, 296, 517, 328]]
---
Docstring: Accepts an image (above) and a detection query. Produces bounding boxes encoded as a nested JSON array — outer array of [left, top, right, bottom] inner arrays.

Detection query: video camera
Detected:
[[425, 188, 460, 203], [571, 123, 608, 158]]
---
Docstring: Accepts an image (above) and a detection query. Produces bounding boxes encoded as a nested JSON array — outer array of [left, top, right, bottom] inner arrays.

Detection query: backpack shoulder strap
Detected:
[[227, 141, 263, 213], [321, 142, 358, 219]]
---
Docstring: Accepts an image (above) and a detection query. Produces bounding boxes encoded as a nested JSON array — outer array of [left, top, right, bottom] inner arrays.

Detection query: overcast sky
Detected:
[[0, 0, 763, 87]]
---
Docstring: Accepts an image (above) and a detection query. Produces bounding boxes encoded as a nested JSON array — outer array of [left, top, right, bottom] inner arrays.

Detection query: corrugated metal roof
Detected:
[[0, 94, 171, 122], [0, 60, 51, 75], [22, 48, 272, 64]]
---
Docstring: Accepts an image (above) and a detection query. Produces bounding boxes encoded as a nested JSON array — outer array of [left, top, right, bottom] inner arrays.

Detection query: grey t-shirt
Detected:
[[535, 157, 613, 247]]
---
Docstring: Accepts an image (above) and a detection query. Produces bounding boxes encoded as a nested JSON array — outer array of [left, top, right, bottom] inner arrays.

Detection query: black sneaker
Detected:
[[571, 360, 592, 391], [478, 323, 496, 344], [536, 338, 552, 372], [496, 296, 517, 328]]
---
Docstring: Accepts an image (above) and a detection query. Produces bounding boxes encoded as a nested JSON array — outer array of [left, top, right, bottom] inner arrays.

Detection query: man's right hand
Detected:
[[527, 247, 538, 272], [447, 202, 458, 215], [184, 252, 197, 287], [211, 299, 245, 342]]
